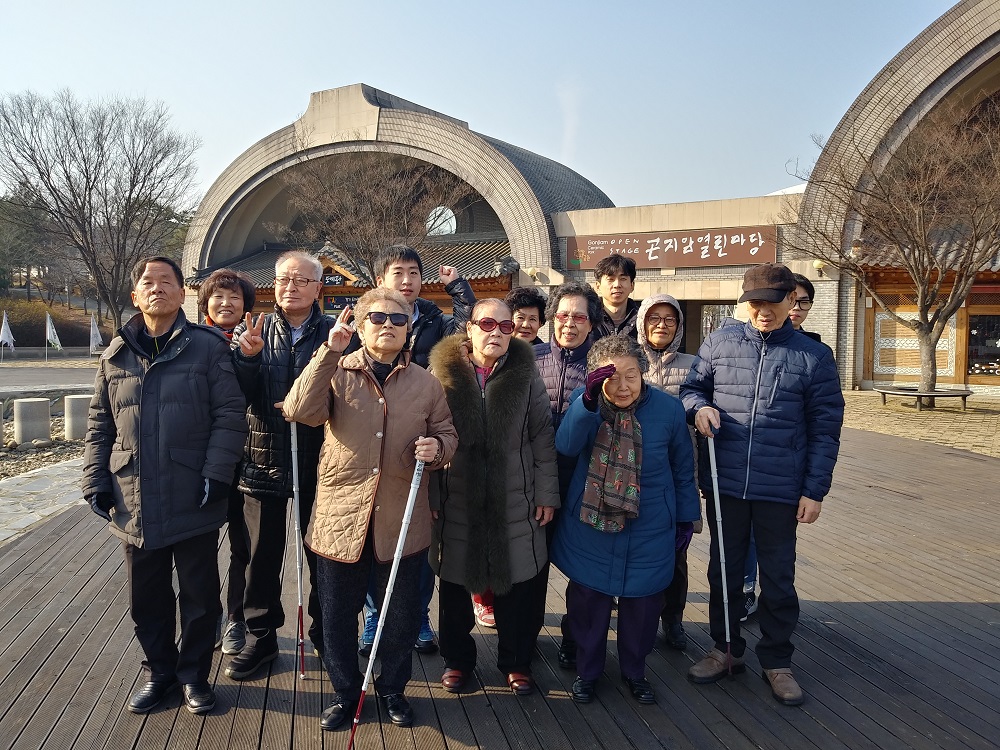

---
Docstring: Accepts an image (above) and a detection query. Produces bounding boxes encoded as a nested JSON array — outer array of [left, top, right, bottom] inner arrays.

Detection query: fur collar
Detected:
[[429, 335, 536, 594]]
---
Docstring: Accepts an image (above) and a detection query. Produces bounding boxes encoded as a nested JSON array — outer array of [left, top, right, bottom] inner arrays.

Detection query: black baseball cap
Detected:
[[738, 263, 797, 303]]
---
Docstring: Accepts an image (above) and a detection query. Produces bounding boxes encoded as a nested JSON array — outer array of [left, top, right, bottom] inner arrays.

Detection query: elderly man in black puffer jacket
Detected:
[[227, 250, 336, 680], [84, 257, 248, 716], [681, 263, 844, 707]]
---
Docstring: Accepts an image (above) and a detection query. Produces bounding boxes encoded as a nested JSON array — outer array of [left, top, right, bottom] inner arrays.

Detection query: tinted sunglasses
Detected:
[[472, 318, 515, 334], [366, 311, 408, 327], [554, 312, 589, 324]]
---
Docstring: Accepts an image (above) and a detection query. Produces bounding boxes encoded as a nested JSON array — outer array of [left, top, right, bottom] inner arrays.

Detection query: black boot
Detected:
[[225, 629, 279, 680]]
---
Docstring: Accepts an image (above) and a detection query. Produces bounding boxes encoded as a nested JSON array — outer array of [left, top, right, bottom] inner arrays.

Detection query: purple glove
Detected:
[[675, 521, 694, 552], [582, 364, 616, 411]]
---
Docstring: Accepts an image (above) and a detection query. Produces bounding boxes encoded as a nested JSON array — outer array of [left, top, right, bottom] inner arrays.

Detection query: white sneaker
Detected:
[[222, 620, 247, 654], [740, 590, 758, 623], [473, 602, 496, 628]]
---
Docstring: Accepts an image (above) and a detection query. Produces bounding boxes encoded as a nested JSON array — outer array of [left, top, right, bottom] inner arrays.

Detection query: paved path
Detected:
[[1, 389, 998, 543], [0, 357, 99, 389]]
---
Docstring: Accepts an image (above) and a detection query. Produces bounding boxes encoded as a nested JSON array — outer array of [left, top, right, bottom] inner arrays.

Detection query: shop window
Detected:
[[968, 315, 1000, 377]]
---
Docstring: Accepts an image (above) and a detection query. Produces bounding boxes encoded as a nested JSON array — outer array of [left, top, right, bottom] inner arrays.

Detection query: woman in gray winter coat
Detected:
[[636, 294, 702, 651], [429, 298, 560, 697]]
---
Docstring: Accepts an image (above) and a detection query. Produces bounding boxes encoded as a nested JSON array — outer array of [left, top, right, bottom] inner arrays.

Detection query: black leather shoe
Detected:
[[320, 695, 358, 731], [127, 679, 178, 714], [571, 677, 596, 704], [664, 622, 687, 650], [557, 640, 577, 670], [182, 682, 216, 714], [380, 693, 413, 726], [225, 631, 279, 680], [623, 676, 656, 705]]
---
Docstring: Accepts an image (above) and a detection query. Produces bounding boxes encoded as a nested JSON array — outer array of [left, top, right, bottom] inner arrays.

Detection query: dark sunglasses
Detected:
[[366, 311, 408, 327], [472, 318, 515, 335]]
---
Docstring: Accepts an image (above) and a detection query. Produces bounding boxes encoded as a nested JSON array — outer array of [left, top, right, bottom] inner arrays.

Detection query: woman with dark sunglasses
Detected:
[[428, 298, 560, 697], [281, 287, 458, 731]]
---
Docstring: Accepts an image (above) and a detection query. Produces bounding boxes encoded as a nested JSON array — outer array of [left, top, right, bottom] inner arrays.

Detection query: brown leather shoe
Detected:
[[441, 668, 468, 693], [687, 648, 746, 684], [507, 672, 534, 696], [762, 668, 803, 705]]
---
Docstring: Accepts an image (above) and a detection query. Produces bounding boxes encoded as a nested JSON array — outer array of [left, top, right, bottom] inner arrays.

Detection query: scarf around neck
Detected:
[[580, 388, 644, 533]]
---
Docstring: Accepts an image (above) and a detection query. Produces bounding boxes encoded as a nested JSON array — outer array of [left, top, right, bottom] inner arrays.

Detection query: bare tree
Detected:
[[268, 148, 478, 280], [784, 96, 1000, 392], [0, 90, 200, 328]]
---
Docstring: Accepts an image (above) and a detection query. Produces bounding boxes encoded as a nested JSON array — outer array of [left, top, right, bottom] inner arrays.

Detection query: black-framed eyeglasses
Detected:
[[274, 276, 319, 287], [646, 314, 678, 328], [472, 318, 515, 334], [366, 311, 408, 327], [791, 299, 813, 310]]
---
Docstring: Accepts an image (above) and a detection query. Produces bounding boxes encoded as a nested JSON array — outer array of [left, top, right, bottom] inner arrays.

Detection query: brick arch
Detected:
[[182, 84, 612, 277], [798, 2, 1000, 247]]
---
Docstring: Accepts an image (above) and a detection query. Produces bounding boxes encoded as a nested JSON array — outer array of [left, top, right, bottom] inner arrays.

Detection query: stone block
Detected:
[[64, 394, 91, 440], [13, 398, 50, 445]]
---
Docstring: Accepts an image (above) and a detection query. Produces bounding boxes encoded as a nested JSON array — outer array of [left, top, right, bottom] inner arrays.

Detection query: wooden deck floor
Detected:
[[0, 427, 998, 750]]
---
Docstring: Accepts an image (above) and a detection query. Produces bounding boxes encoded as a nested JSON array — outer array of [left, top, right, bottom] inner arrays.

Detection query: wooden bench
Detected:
[[873, 386, 973, 411]]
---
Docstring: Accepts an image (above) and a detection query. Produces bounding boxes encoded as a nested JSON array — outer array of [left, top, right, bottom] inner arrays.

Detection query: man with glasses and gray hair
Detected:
[[226, 250, 337, 680]]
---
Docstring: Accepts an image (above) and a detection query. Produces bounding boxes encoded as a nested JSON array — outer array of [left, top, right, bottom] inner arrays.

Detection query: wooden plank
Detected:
[[0, 538, 119, 738]]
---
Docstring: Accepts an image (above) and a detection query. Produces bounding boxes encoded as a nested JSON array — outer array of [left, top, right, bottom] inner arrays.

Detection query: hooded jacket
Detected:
[[428, 336, 559, 595], [82, 311, 248, 549], [680, 318, 845, 504], [281, 345, 458, 563], [636, 294, 697, 396]]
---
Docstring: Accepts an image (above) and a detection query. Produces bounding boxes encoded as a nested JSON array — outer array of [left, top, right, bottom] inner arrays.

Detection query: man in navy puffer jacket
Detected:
[[680, 263, 844, 707]]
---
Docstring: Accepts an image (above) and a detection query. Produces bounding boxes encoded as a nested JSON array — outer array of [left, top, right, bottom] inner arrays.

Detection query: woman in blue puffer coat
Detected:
[[550, 335, 700, 707]]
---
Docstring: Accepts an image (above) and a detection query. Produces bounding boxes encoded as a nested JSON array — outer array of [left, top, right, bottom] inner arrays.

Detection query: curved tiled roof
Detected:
[[798, 2, 1000, 248], [188, 237, 517, 289], [182, 84, 613, 284]]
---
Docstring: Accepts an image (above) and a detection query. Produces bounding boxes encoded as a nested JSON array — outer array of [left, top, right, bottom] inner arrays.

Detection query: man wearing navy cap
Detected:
[[680, 263, 844, 706]]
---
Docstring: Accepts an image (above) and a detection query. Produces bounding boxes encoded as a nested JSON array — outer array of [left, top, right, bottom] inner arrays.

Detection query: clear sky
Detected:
[[1, 0, 954, 209]]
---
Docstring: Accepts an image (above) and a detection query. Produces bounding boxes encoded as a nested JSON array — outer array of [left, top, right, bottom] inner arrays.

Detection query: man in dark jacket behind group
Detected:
[[228, 250, 336, 680], [83, 256, 248, 715], [680, 263, 844, 707]]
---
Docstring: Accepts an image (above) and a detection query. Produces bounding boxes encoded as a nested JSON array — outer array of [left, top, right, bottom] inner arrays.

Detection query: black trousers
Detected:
[[124, 529, 221, 684], [242, 486, 322, 645], [225, 482, 250, 620], [438, 567, 549, 675], [316, 532, 423, 696], [660, 547, 689, 624], [707, 494, 800, 668]]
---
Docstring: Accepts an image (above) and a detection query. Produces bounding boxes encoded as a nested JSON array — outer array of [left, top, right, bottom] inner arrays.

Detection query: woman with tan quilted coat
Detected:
[[281, 287, 457, 733]]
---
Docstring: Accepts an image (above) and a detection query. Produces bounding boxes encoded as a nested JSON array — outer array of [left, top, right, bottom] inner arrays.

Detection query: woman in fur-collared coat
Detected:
[[429, 299, 560, 697]]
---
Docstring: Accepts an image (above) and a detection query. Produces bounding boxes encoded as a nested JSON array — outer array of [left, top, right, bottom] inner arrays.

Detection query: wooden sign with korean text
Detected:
[[567, 225, 777, 269]]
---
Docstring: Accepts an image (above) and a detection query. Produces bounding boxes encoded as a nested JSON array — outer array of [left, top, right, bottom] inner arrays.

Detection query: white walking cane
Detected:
[[707, 432, 735, 675], [289, 423, 307, 680], [347, 459, 425, 750]]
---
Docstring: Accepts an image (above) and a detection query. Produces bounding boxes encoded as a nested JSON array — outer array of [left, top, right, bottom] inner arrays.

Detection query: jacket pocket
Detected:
[[170, 447, 207, 507], [766, 366, 784, 408], [109, 450, 132, 474]]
